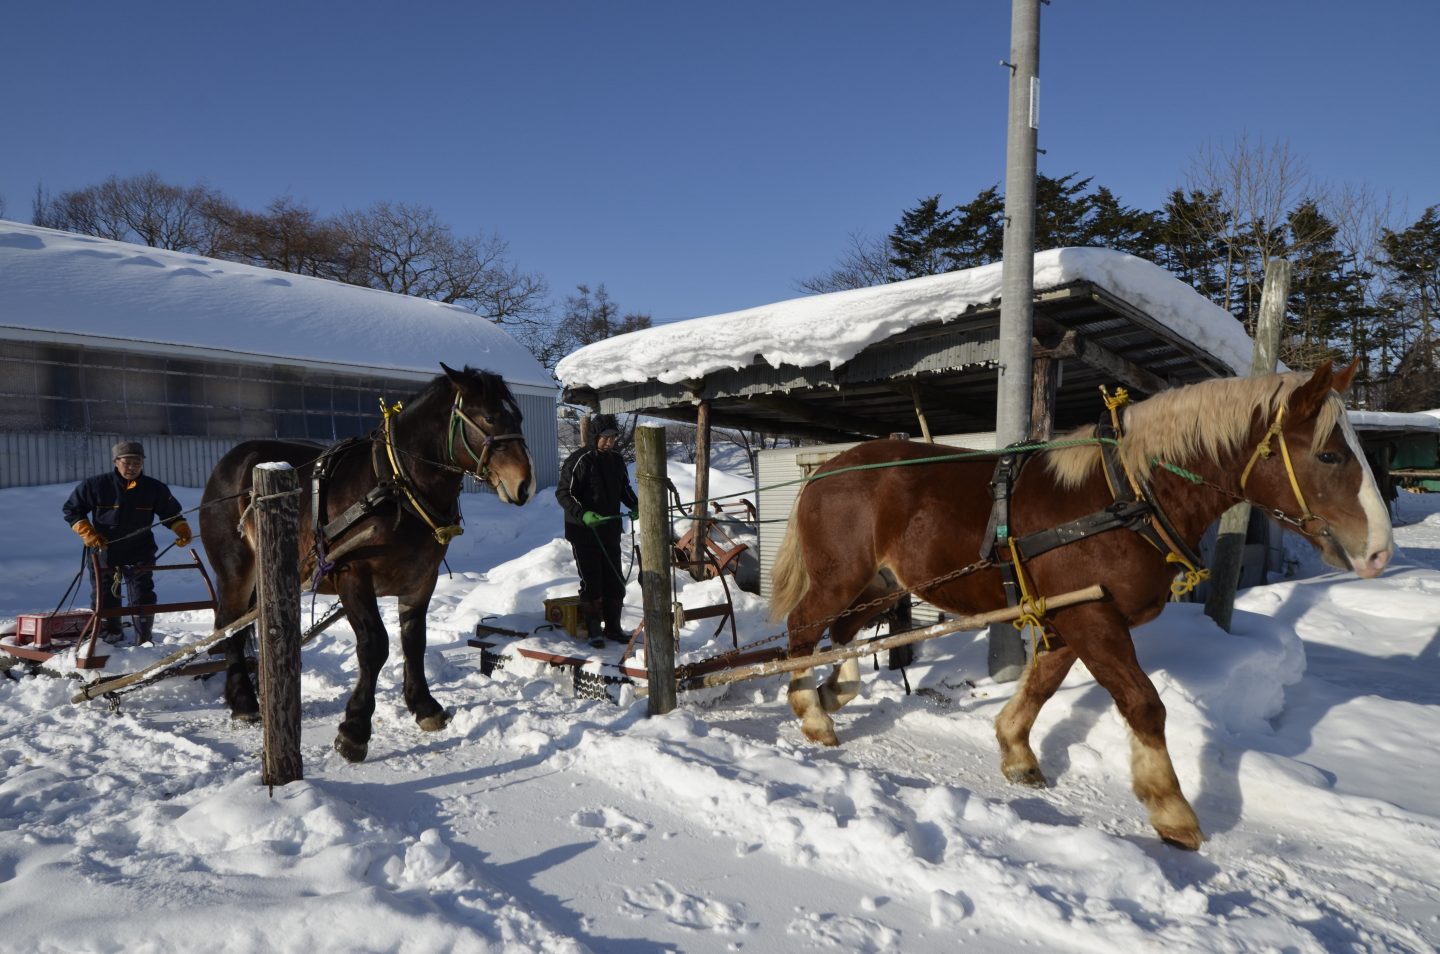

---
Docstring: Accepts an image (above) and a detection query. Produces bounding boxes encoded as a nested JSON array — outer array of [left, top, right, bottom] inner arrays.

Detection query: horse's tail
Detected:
[[769, 498, 811, 623]]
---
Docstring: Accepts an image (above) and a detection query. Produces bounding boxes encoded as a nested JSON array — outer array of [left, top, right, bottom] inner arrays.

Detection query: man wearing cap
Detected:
[[556, 414, 638, 648], [62, 441, 191, 644]]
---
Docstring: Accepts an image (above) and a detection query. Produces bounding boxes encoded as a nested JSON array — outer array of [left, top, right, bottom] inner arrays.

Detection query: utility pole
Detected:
[[989, 0, 1042, 682]]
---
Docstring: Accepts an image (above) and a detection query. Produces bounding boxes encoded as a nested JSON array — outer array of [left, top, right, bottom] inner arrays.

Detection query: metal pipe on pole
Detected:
[[989, 0, 1043, 682]]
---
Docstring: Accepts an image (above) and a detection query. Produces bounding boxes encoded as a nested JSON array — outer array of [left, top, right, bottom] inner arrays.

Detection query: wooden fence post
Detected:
[[635, 424, 677, 714], [254, 463, 303, 786], [1204, 258, 1290, 632]]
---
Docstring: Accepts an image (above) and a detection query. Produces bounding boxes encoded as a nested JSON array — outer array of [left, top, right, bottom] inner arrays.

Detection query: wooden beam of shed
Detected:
[[1034, 329, 1169, 395], [636, 404, 858, 445], [743, 393, 894, 439]]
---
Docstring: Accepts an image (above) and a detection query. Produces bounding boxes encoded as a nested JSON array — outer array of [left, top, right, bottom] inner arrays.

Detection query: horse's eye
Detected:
[[1317, 451, 1343, 465]]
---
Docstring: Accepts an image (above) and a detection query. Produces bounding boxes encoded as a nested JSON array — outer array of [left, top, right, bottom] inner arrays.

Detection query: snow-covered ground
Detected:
[[3, 458, 1439, 953]]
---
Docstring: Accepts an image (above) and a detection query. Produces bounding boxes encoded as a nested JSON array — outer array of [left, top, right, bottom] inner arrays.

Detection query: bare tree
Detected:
[[1181, 135, 1325, 330], [32, 172, 226, 253], [210, 196, 357, 280], [798, 231, 903, 294], [1326, 183, 1404, 379], [337, 201, 549, 326]]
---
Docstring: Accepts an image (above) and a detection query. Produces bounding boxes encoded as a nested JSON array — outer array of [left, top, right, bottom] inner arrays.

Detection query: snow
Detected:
[[556, 248, 1258, 390], [3, 456, 1439, 953], [1350, 410, 1440, 432], [0, 220, 554, 389]]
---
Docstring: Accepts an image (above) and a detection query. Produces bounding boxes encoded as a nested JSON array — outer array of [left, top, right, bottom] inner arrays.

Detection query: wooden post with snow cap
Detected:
[[1205, 258, 1290, 632], [635, 424, 677, 714], [254, 463, 303, 786]]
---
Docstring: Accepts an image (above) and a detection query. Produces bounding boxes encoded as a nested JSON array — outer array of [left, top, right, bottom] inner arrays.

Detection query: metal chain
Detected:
[[696, 556, 996, 666], [1152, 460, 1327, 538]]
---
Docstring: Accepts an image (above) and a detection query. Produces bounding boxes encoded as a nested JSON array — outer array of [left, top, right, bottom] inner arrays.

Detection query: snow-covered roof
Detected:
[[0, 220, 554, 391], [556, 247, 1256, 390], [1349, 410, 1440, 433]]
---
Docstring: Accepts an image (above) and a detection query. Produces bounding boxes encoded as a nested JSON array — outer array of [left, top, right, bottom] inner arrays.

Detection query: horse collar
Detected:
[[379, 398, 464, 546]]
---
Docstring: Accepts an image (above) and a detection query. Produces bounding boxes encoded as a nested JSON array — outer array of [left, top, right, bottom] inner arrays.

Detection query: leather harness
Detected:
[[980, 415, 1209, 646]]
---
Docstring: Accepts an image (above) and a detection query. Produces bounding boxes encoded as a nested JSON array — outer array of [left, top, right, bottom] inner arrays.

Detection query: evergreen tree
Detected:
[[1284, 200, 1358, 369], [887, 196, 958, 278], [1379, 207, 1440, 409], [942, 186, 1005, 269]]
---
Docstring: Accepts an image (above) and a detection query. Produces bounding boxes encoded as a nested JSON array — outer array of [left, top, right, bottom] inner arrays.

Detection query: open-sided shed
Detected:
[[0, 220, 559, 490], [558, 248, 1256, 444], [558, 248, 1275, 602]]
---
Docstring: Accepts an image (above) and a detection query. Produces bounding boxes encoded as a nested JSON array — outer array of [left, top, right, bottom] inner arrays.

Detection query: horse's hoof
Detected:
[[334, 735, 368, 763], [1003, 765, 1048, 788], [801, 723, 840, 746], [416, 711, 449, 732], [1157, 826, 1205, 851], [230, 710, 261, 725]]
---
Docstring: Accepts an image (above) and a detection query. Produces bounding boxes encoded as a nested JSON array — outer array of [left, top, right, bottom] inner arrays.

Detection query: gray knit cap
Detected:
[[112, 441, 145, 460]]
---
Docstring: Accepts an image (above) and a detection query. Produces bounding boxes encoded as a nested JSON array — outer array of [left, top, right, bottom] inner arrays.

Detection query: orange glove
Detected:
[[171, 520, 193, 549], [72, 519, 106, 549]]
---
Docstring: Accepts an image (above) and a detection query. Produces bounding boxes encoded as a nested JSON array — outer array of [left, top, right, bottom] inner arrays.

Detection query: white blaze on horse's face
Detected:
[[1336, 413, 1394, 578]]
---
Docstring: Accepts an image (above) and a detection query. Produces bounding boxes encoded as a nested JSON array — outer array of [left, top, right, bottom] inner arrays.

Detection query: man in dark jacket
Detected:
[[63, 441, 191, 644], [555, 414, 638, 648]]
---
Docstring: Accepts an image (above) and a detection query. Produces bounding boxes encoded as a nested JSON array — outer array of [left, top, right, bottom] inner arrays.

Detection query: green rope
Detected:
[[1151, 458, 1206, 484], [662, 436, 1119, 519]]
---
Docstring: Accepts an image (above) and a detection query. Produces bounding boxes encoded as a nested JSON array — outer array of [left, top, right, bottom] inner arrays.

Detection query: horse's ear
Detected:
[[440, 362, 463, 384], [1332, 357, 1360, 394], [1288, 360, 1336, 420]]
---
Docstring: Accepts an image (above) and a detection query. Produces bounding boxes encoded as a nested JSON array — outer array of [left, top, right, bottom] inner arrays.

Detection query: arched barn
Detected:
[[0, 220, 558, 491], [557, 248, 1285, 604]]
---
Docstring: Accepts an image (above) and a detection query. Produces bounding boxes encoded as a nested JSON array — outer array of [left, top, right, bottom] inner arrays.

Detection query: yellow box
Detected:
[[543, 595, 583, 637]]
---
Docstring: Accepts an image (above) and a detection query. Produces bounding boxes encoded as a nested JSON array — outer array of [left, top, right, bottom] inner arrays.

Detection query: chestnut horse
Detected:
[[199, 364, 534, 762], [770, 361, 1392, 848]]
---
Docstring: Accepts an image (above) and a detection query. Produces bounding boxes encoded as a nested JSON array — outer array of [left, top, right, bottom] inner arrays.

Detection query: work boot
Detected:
[[602, 597, 627, 644], [582, 600, 605, 648], [100, 617, 125, 645], [133, 613, 154, 646]]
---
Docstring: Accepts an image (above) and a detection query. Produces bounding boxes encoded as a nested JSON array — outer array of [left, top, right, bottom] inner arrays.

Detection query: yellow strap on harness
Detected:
[[1098, 385, 1145, 500], [1166, 552, 1211, 599], [380, 399, 464, 546], [1238, 404, 1312, 522], [1008, 538, 1052, 655]]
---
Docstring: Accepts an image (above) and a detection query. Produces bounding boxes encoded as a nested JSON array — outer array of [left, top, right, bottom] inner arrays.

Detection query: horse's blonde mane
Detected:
[[1045, 372, 1344, 490]]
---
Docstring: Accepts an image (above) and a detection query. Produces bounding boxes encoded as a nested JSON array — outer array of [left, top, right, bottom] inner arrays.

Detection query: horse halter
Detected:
[[447, 391, 527, 483], [1237, 403, 1330, 538]]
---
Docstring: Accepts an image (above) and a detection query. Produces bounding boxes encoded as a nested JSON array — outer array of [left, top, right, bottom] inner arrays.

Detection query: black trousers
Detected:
[[87, 553, 157, 633], [566, 525, 626, 603]]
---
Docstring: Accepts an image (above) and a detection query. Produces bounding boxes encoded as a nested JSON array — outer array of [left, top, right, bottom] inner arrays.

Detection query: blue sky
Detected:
[[3, 1, 1436, 324]]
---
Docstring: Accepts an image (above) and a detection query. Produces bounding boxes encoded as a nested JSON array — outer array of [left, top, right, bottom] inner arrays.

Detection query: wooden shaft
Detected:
[[255, 464, 303, 786], [70, 607, 260, 703], [684, 584, 1106, 691], [635, 424, 677, 714]]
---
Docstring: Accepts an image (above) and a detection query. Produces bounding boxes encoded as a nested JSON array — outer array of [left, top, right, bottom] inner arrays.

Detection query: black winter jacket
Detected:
[[555, 446, 638, 530], [63, 470, 183, 561]]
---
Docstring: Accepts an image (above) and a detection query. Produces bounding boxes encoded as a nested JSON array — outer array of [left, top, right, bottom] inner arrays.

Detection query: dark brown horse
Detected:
[[770, 361, 1392, 849], [199, 364, 534, 762]]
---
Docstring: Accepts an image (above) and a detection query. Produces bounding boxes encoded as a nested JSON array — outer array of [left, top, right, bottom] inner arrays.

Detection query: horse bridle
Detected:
[[447, 391, 528, 483], [1236, 402, 1332, 539]]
